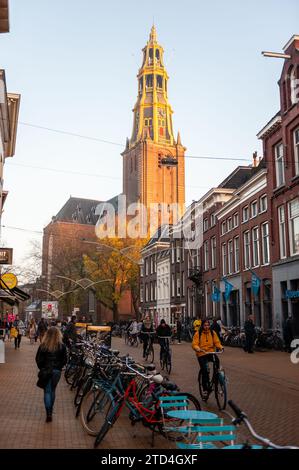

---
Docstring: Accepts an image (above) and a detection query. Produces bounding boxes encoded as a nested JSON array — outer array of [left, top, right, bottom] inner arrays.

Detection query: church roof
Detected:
[[53, 197, 102, 225]]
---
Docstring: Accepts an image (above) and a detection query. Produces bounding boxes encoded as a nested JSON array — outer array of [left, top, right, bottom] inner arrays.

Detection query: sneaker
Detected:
[[46, 415, 52, 422]]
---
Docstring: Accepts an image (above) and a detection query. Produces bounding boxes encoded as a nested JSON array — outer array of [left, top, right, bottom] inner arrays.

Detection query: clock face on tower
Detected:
[[158, 108, 165, 118]]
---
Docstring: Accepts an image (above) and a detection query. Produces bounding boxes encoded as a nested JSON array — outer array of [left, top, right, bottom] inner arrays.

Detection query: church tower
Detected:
[[122, 26, 185, 229]]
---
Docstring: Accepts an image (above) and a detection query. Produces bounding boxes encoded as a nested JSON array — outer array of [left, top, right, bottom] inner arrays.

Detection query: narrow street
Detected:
[[0, 337, 298, 449]]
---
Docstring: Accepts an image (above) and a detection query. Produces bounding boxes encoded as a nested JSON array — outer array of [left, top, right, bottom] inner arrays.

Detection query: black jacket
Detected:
[[156, 324, 172, 337], [244, 320, 256, 337], [35, 343, 67, 371]]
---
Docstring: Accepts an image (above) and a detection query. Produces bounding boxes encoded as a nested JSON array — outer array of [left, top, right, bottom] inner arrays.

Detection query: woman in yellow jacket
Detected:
[[192, 319, 223, 397]]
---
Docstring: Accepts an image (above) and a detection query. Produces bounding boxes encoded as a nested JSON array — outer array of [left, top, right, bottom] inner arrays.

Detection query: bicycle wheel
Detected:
[[80, 388, 112, 436], [74, 374, 92, 411], [145, 344, 154, 363], [94, 400, 121, 447], [64, 362, 77, 385], [215, 370, 227, 410], [165, 351, 172, 374]]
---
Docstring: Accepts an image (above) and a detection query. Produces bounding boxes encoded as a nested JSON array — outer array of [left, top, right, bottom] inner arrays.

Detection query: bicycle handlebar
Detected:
[[198, 349, 224, 355], [228, 400, 299, 449]]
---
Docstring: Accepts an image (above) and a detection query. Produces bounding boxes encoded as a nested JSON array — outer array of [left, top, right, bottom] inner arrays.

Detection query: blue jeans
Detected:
[[44, 369, 61, 413]]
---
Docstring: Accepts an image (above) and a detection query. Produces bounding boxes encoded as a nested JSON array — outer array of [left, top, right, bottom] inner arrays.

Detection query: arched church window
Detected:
[[155, 49, 160, 61]]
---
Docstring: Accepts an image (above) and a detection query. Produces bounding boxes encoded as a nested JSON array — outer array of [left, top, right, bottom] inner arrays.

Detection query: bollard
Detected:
[[0, 339, 5, 364]]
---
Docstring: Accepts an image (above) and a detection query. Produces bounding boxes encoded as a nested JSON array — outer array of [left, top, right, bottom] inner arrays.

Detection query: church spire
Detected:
[[129, 27, 175, 148]]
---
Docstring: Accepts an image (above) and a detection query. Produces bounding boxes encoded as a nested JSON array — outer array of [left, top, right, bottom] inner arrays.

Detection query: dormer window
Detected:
[[156, 75, 163, 89], [146, 74, 153, 88], [148, 48, 153, 65]]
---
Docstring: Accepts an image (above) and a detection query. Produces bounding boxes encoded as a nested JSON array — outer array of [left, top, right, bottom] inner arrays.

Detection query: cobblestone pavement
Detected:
[[0, 336, 298, 449]]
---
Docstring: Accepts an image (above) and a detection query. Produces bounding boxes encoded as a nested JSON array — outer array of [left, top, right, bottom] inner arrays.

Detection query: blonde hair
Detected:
[[41, 326, 63, 352]]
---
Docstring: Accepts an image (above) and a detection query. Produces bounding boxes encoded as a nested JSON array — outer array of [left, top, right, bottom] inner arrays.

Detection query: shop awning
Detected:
[[0, 286, 30, 305]]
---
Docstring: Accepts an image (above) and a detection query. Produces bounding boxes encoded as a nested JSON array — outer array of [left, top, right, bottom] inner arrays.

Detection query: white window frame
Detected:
[[234, 237, 240, 272], [181, 272, 185, 296], [252, 226, 260, 267], [260, 195, 267, 213], [222, 244, 227, 276], [211, 236, 216, 269], [233, 213, 239, 228], [289, 198, 299, 256], [243, 231, 251, 269], [251, 200, 258, 218], [210, 213, 216, 227], [204, 241, 209, 271], [275, 142, 285, 187], [294, 127, 299, 176], [176, 244, 181, 262], [176, 275, 181, 297], [203, 218, 209, 232], [227, 217, 232, 231], [261, 222, 270, 265], [242, 206, 249, 223], [228, 239, 233, 274], [221, 221, 226, 235], [278, 205, 287, 259]]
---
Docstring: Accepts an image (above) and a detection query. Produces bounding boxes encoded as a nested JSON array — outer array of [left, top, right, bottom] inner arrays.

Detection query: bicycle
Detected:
[[198, 350, 227, 410], [158, 336, 172, 374], [128, 332, 139, 347], [142, 332, 155, 362], [92, 357, 200, 447], [226, 400, 299, 449]]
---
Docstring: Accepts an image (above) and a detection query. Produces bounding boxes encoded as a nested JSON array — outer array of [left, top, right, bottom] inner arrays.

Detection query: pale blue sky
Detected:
[[1, 0, 299, 269]]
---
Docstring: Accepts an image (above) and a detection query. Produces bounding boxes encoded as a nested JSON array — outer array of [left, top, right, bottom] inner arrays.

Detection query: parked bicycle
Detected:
[[198, 350, 227, 410]]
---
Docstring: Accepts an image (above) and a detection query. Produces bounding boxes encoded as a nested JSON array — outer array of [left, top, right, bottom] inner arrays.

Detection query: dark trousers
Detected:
[[44, 369, 61, 413], [14, 334, 22, 349], [197, 355, 220, 391], [245, 335, 254, 353], [177, 330, 181, 343]]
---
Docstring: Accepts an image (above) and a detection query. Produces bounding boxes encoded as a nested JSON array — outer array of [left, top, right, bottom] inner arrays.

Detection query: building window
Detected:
[[145, 258, 149, 275], [278, 206, 287, 259], [227, 218, 232, 231], [221, 221, 226, 235], [145, 284, 149, 302], [251, 201, 258, 218], [242, 206, 249, 223], [181, 272, 185, 297], [140, 265, 144, 277], [171, 243, 175, 263], [222, 244, 227, 276], [234, 237, 240, 272], [294, 128, 299, 176], [176, 244, 181, 262], [140, 285, 144, 302], [262, 222, 270, 265], [204, 241, 209, 271], [260, 195, 267, 213], [275, 142, 285, 187], [233, 213, 239, 228], [176, 275, 181, 297], [228, 240, 233, 274], [203, 218, 208, 232], [211, 237, 216, 269], [210, 213, 216, 227], [289, 198, 299, 256], [252, 227, 260, 267], [243, 231, 251, 269], [171, 273, 175, 297]]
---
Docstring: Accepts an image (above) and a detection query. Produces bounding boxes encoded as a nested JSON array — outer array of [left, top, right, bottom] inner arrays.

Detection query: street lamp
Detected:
[[81, 238, 140, 265]]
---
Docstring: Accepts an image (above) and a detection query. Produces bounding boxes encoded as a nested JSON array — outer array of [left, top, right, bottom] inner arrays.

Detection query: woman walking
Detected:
[[35, 326, 67, 422], [28, 318, 37, 345]]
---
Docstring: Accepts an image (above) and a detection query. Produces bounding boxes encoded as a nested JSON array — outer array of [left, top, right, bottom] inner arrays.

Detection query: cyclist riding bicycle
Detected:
[[156, 319, 172, 361], [192, 318, 223, 399], [141, 315, 154, 358]]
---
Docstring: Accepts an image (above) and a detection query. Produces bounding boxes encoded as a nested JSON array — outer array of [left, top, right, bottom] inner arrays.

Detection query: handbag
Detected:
[[10, 327, 18, 338], [36, 367, 53, 389]]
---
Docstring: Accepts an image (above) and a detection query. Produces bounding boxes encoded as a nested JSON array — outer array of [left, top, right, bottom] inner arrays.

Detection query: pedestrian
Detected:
[[211, 318, 221, 340], [244, 314, 256, 353], [282, 315, 294, 353], [37, 318, 48, 343], [141, 315, 154, 358], [28, 318, 37, 345], [35, 326, 67, 422], [13, 315, 25, 350], [63, 315, 77, 346], [176, 317, 182, 344]]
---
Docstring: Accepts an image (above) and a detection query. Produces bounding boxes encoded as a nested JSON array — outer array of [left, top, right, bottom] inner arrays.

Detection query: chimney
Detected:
[[252, 151, 258, 167]]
